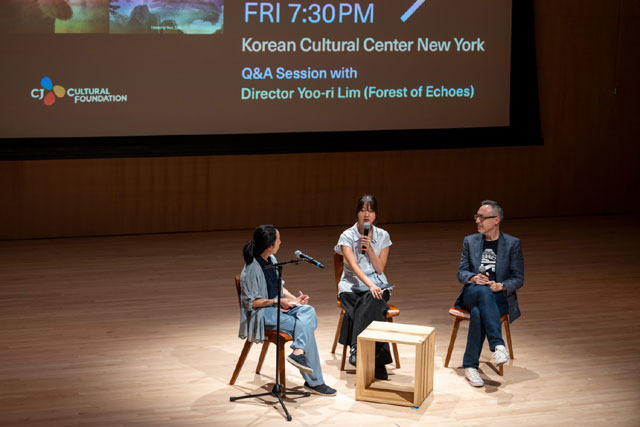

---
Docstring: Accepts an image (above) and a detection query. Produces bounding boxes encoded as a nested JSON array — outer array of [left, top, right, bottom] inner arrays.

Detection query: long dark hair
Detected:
[[243, 225, 277, 264], [355, 194, 378, 220]]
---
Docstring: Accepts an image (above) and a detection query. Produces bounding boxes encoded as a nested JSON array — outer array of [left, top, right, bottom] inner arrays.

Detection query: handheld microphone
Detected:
[[294, 250, 325, 269], [361, 222, 370, 254]]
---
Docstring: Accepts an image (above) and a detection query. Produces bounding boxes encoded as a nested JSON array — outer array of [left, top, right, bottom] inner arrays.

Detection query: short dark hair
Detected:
[[356, 194, 378, 219], [242, 224, 277, 264], [481, 200, 504, 220]]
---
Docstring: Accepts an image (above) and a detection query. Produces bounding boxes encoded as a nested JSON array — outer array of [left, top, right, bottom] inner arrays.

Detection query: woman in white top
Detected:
[[334, 195, 393, 379]]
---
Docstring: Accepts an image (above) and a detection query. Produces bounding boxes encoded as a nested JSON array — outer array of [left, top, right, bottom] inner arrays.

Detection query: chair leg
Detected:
[[255, 341, 270, 374], [445, 318, 462, 368], [340, 344, 347, 371], [331, 310, 344, 354], [391, 342, 401, 369], [503, 320, 515, 359], [499, 319, 513, 376], [229, 340, 253, 385]]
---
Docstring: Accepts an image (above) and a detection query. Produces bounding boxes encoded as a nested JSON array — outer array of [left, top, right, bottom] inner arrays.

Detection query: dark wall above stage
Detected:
[[1, 1, 639, 240]]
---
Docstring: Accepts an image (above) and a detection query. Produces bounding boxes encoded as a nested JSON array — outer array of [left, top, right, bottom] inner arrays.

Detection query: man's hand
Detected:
[[488, 281, 504, 293], [471, 273, 490, 285]]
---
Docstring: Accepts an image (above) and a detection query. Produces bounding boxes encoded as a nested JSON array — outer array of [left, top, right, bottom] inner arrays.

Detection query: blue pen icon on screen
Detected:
[[401, 0, 426, 22]]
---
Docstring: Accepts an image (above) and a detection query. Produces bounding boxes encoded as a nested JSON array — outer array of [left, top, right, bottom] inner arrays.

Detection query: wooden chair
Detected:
[[444, 306, 515, 376], [330, 252, 401, 371], [229, 275, 293, 391]]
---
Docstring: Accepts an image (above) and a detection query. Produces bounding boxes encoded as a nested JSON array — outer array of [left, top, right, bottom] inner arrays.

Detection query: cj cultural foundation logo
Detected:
[[31, 77, 66, 106], [30, 76, 128, 107]]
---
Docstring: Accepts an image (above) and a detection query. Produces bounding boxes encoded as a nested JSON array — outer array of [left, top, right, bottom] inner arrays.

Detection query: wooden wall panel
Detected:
[[0, 0, 639, 240]]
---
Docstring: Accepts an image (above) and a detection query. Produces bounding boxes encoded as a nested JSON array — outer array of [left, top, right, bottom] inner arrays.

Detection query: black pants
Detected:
[[339, 290, 392, 368]]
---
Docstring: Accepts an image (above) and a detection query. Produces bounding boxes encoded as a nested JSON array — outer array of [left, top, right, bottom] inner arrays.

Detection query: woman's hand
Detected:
[[280, 298, 296, 311], [342, 245, 388, 295], [361, 234, 372, 254], [360, 235, 389, 275], [281, 287, 308, 307], [296, 293, 310, 305], [369, 284, 383, 300]]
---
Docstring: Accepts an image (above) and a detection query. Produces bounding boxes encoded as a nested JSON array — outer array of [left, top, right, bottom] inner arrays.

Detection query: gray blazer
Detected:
[[455, 231, 524, 323], [238, 255, 279, 343]]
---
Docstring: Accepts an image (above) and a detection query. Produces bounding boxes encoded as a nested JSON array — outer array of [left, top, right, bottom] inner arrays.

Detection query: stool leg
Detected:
[[331, 310, 344, 354], [445, 318, 462, 368], [229, 340, 253, 385], [499, 364, 504, 376], [255, 341, 270, 374]]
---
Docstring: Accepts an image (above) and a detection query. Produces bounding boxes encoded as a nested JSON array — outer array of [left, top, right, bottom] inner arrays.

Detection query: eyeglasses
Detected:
[[474, 214, 497, 221]]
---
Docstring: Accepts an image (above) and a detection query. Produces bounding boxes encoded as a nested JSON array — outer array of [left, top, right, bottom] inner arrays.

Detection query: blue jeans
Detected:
[[263, 304, 324, 386], [462, 284, 509, 369]]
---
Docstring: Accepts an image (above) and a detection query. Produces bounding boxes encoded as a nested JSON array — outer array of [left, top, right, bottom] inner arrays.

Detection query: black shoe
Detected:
[[286, 352, 313, 374], [374, 366, 388, 380], [349, 345, 357, 367], [304, 381, 337, 396]]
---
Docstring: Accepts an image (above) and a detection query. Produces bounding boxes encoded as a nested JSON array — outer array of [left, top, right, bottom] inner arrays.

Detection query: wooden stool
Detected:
[[444, 306, 514, 375], [356, 321, 434, 408]]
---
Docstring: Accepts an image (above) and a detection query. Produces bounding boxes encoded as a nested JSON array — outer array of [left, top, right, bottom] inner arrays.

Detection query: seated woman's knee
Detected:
[[297, 304, 317, 320]]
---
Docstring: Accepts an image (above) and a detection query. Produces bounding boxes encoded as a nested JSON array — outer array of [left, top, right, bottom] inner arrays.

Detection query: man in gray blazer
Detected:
[[454, 200, 524, 387]]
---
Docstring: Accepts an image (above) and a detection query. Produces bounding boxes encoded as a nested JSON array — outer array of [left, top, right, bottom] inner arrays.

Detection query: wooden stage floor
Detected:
[[1, 215, 639, 426]]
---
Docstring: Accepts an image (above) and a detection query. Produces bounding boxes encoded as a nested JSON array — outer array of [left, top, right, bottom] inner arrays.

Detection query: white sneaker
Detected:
[[465, 368, 484, 387], [493, 345, 510, 367]]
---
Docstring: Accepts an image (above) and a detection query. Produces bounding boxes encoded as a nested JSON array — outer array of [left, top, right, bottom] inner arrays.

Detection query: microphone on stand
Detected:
[[361, 222, 370, 254], [294, 250, 325, 269]]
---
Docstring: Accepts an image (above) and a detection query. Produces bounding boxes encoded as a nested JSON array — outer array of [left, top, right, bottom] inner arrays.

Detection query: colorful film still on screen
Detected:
[[0, 0, 224, 34], [110, 0, 223, 34]]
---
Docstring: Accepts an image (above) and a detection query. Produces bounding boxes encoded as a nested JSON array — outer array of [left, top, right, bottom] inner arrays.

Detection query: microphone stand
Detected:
[[230, 259, 310, 422]]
